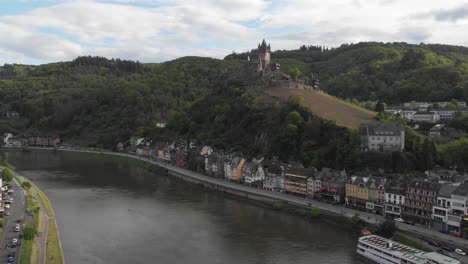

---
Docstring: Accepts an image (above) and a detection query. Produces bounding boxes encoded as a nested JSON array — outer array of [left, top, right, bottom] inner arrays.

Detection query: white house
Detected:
[[401, 110, 416, 121], [432, 185, 458, 224], [384, 183, 406, 218], [360, 121, 405, 152], [429, 124, 445, 138], [412, 112, 440, 123], [430, 109, 457, 120]]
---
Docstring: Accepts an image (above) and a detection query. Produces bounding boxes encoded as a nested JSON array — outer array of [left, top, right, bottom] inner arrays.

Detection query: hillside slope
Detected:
[[265, 87, 375, 128], [226, 42, 468, 103]]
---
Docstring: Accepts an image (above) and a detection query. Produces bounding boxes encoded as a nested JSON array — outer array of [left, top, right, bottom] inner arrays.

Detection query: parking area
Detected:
[[0, 180, 27, 264]]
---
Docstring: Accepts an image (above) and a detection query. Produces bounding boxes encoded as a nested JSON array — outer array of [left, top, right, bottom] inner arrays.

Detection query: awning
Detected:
[[320, 186, 328, 191], [330, 188, 339, 193]]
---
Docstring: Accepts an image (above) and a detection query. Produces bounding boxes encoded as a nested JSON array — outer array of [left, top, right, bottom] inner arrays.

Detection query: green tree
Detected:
[[2, 168, 13, 182], [375, 100, 385, 113], [378, 220, 396, 238], [310, 208, 321, 218], [289, 67, 302, 81], [23, 225, 36, 240], [287, 111, 305, 127], [22, 181, 32, 190]]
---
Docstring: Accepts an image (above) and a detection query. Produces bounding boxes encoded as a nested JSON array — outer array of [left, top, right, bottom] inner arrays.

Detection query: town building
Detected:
[[446, 182, 468, 234], [262, 159, 284, 192], [384, 180, 406, 219], [401, 110, 416, 121], [402, 180, 440, 224], [429, 124, 445, 138], [205, 154, 225, 178], [411, 112, 440, 123], [360, 121, 405, 152], [403, 102, 431, 111], [315, 168, 347, 203], [432, 184, 458, 228], [345, 176, 386, 214], [243, 161, 265, 188], [345, 176, 369, 210], [430, 109, 457, 120], [284, 168, 316, 197], [6, 111, 19, 119], [224, 157, 246, 182]]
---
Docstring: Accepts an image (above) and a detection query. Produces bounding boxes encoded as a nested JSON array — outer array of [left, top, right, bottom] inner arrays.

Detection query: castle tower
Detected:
[[257, 39, 271, 74]]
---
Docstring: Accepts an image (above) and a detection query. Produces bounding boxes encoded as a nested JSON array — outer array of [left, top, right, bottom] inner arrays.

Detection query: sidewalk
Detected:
[[31, 188, 49, 264]]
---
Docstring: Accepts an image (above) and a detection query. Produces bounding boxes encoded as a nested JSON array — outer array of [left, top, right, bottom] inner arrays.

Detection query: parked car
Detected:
[[394, 218, 404, 223], [455, 249, 466, 256], [11, 238, 17, 244], [442, 245, 454, 252], [404, 220, 414, 225], [8, 189, 14, 194], [5, 204, 10, 209], [428, 241, 440, 247], [5, 211, 10, 216]]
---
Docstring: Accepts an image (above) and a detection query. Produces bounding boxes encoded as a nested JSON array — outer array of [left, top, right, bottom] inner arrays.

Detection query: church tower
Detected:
[[257, 39, 271, 74]]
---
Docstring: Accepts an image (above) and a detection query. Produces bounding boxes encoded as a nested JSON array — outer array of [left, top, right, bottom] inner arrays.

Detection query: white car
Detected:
[[394, 218, 404, 223], [7, 189, 14, 194], [12, 238, 17, 244], [5, 204, 10, 209], [455, 248, 466, 256]]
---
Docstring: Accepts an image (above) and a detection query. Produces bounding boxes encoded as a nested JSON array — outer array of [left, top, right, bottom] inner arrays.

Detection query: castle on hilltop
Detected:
[[257, 39, 271, 75], [225, 39, 319, 90]]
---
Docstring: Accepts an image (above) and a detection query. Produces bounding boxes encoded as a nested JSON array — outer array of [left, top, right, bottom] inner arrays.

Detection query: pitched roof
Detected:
[[409, 180, 440, 191], [453, 182, 468, 196], [437, 184, 458, 198], [360, 121, 405, 136]]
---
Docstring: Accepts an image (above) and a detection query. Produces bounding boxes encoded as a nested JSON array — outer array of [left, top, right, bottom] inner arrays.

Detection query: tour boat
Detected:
[[357, 235, 460, 264]]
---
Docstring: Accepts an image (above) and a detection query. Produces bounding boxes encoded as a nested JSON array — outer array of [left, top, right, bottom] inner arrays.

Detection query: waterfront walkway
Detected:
[[28, 147, 468, 250]]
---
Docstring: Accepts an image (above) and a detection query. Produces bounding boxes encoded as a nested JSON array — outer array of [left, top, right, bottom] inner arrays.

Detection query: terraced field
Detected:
[[265, 86, 376, 128]]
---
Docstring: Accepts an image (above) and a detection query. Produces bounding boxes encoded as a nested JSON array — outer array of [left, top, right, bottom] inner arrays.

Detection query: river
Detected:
[[4, 149, 365, 264]]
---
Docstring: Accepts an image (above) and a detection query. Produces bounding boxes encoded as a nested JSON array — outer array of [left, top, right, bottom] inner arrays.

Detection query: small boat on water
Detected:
[[356, 235, 460, 264]]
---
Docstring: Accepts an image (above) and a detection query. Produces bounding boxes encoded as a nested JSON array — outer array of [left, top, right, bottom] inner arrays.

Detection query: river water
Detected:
[[4, 150, 365, 264]]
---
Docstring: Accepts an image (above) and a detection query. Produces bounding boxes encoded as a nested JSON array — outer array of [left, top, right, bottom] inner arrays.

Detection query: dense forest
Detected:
[[0, 56, 241, 146], [226, 42, 468, 103], [0, 41, 467, 170]]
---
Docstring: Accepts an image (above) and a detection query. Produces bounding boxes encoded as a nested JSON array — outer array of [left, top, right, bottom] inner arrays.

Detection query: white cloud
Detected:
[[0, 0, 468, 64]]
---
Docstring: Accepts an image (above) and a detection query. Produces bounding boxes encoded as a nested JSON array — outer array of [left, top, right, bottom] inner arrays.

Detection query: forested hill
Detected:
[[226, 42, 468, 103], [1, 41, 468, 150], [0, 56, 241, 146]]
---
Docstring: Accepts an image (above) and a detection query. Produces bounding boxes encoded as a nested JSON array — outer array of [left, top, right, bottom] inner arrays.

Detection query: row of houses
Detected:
[[401, 101, 466, 111], [122, 135, 468, 236], [3, 134, 61, 147], [385, 105, 468, 123]]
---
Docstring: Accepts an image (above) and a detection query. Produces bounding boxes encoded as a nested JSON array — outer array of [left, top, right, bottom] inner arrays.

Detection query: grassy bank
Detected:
[[46, 218, 62, 264], [392, 234, 430, 251], [20, 240, 33, 264], [14, 174, 64, 264]]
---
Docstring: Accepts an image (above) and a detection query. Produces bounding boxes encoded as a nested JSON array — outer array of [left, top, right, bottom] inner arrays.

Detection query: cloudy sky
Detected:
[[1, 0, 468, 64]]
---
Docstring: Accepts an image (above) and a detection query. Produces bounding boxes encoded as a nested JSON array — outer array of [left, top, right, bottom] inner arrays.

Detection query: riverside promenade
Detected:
[[19, 147, 468, 251]]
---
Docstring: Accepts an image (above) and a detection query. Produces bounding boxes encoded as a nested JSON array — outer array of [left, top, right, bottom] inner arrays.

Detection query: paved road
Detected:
[[0, 177, 27, 264]]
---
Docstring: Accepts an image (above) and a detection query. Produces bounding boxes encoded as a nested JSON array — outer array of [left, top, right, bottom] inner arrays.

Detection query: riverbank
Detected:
[[15, 174, 64, 264], [5, 146, 468, 251]]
